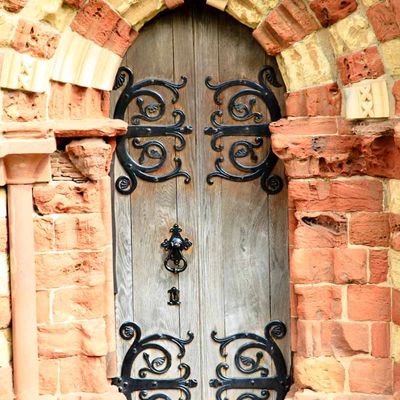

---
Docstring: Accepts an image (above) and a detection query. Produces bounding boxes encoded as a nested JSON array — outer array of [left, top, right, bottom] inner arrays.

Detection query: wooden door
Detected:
[[112, 2, 289, 400]]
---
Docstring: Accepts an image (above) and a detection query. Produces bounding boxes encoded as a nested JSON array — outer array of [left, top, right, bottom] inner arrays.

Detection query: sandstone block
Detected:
[[0, 297, 10, 329], [0, 189, 6, 219], [66, 139, 112, 181], [2, 90, 46, 122], [34, 217, 54, 252], [297, 320, 369, 357], [0, 11, 18, 46], [35, 250, 107, 289], [0, 219, 8, 254], [0, 365, 13, 400], [0, 329, 11, 368], [269, 117, 338, 136], [343, 79, 390, 119], [33, 181, 102, 214], [289, 178, 383, 212], [294, 212, 347, 249], [367, 3, 400, 43], [225, 0, 279, 28], [43, 4, 77, 32], [348, 285, 391, 321], [328, 11, 377, 57], [369, 250, 388, 284], [389, 249, 400, 288], [349, 358, 393, 394], [388, 180, 400, 213], [38, 319, 108, 357], [39, 358, 58, 395], [371, 322, 390, 358], [53, 285, 105, 322], [0, 255, 9, 296], [49, 82, 109, 120], [252, 0, 319, 55], [295, 285, 342, 320], [12, 19, 60, 59], [59, 356, 108, 393], [277, 31, 337, 92], [285, 83, 341, 117], [394, 289, 400, 325], [349, 212, 390, 246], [36, 291, 50, 324], [337, 46, 385, 85], [294, 355, 345, 392], [3, 0, 27, 12], [310, 0, 357, 28], [54, 213, 107, 251], [394, 322, 400, 362], [381, 38, 400, 77], [394, 81, 400, 115]]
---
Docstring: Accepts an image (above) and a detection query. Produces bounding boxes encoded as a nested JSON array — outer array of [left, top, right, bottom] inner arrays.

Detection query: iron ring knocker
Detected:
[[161, 224, 192, 274]]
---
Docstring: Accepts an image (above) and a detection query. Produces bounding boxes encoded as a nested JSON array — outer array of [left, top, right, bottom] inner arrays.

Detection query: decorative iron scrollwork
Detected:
[[112, 322, 198, 400], [113, 67, 192, 194], [204, 66, 284, 194], [209, 321, 291, 400], [161, 224, 192, 274]]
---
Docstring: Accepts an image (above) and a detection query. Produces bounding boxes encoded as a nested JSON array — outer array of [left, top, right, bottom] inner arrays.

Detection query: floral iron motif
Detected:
[[161, 224, 192, 274], [113, 67, 192, 194], [112, 322, 198, 400], [204, 65, 284, 194], [209, 320, 291, 400]]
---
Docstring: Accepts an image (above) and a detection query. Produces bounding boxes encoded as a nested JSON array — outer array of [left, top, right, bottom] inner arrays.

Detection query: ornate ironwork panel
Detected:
[[204, 66, 284, 194], [113, 67, 192, 194], [112, 322, 198, 400], [209, 321, 291, 400]]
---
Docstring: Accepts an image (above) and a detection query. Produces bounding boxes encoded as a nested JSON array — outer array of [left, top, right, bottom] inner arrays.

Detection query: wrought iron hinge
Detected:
[[113, 67, 192, 195], [204, 65, 284, 195], [209, 320, 291, 400], [112, 322, 198, 400]]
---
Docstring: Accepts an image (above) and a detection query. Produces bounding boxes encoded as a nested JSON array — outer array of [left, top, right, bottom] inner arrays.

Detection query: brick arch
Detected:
[[0, 1, 399, 400]]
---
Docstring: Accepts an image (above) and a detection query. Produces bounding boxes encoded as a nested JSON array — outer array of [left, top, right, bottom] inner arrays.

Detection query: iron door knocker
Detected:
[[161, 224, 192, 273]]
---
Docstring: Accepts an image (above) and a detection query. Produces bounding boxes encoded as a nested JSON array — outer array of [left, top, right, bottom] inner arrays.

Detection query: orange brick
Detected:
[[371, 322, 390, 358]]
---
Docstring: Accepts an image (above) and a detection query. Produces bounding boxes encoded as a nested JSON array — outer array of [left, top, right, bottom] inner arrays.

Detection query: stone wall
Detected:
[[0, 0, 398, 400]]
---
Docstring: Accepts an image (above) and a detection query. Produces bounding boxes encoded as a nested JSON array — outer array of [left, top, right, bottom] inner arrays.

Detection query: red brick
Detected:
[[53, 285, 105, 322], [333, 248, 367, 284], [11, 19, 60, 59], [368, 3, 400, 42], [294, 212, 347, 249], [54, 214, 107, 251], [35, 250, 107, 289], [310, 0, 357, 28], [289, 178, 383, 212], [295, 285, 342, 320], [349, 212, 390, 246], [337, 46, 385, 86], [3, 0, 26, 12], [369, 250, 388, 284], [285, 83, 342, 117], [393, 289, 400, 325], [38, 320, 107, 358], [348, 285, 391, 321], [0, 296, 11, 329], [2, 90, 46, 122], [59, 356, 108, 393], [349, 358, 393, 394], [39, 358, 58, 394], [371, 322, 390, 358], [297, 320, 369, 356], [252, 0, 319, 55], [0, 366, 13, 400], [49, 82, 109, 120]]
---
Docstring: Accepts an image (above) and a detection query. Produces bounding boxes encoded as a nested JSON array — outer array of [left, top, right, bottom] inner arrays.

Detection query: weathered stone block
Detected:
[[389, 249, 400, 288], [2, 90, 46, 122], [0, 329, 12, 368], [349, 212, 390, 246], [310, 0, 357, 28], [367, 3, 400, 43], [381, 38, 400, 78], [369, 250, 388, 284]]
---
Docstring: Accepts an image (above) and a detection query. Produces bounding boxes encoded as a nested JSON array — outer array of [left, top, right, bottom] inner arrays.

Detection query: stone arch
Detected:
[[0, 1, 399, 400]]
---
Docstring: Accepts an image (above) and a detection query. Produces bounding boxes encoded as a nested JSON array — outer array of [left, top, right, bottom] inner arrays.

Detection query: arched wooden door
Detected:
[[112, 2, 290, 400]]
